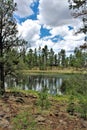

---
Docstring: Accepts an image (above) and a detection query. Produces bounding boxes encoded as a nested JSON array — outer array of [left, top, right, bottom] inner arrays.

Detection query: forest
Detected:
[[14, 45, 87, 70]]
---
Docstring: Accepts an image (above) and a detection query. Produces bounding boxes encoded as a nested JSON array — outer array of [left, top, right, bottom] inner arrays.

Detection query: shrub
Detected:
[[38, 85, 50, 110], [78, 96, 87, 120], [67, 95, 76, 115], [61, 74, 87, 96]]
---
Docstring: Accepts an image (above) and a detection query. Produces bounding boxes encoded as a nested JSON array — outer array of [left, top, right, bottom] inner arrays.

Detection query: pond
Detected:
[[5, 74, 67, 95]]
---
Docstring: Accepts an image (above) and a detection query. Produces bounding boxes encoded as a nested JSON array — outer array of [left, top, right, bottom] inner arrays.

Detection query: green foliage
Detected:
[[67, 95, 87, 120], [17, 59, 28, 70], [68, 0, 87, 47], [37, 86, 50, 110], [61, 74, 87, 96], [23, 45, 87, 70], [67, 95, 76, 115], [61, 74, 87, 120], [60, 49, 66, 67], [0, 87, 5, 96], [0, 0, 27, 94], [12, 111, 36, 130], [78, 96, 87, 120]]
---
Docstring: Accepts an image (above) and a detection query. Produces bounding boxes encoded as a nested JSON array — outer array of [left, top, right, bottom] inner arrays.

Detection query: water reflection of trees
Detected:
[[6, 75, 62, 95], [27, 75, 62, 95]]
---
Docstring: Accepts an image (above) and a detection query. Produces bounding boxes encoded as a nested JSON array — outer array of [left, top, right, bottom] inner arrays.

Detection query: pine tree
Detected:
[[0, 0, 24, 94], [68, 0, 87, 45]]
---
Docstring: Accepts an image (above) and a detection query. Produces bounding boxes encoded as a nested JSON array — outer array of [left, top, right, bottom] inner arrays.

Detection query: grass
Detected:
[[20, 67, 87, 75], [18, 67, 87, 76], [7, 88, 39, 97], [12, 111, 37, 130]]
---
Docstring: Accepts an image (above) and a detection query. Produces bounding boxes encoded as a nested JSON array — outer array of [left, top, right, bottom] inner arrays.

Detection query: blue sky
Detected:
[[14, 0, 85, 55]]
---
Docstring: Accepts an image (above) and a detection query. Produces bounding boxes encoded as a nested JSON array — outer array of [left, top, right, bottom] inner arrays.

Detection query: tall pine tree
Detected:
[[0, 0, 24, 94]]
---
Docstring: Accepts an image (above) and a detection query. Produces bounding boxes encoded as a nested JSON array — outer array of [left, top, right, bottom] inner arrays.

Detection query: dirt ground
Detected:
[[0, 92, 87, 130]]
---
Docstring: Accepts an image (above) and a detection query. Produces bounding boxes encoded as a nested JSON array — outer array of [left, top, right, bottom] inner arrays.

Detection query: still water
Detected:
[[5, 75, 63, 95]]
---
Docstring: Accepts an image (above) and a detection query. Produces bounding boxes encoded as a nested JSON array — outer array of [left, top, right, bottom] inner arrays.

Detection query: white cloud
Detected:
[[36, 25, 85, 55], [14, 0, 34, 17], [50, 25, 70, 37], [15, 0, 85, 56], [17, 19, 41, 46], [37, 0, 77, 27], [17, 19, 85, 55], [52, 31, 85, 55]]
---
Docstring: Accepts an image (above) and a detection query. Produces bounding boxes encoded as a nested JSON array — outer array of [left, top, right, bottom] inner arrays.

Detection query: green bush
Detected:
[[37, 85, 50, 110], [67, 95, 76, 115], [61, 74, 87, 96], [78, 96, 87, 120]]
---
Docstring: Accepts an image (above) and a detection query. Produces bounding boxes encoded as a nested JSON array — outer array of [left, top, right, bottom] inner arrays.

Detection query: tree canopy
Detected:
[[68, 0, 87, 53], [0, 0, 25, 94]]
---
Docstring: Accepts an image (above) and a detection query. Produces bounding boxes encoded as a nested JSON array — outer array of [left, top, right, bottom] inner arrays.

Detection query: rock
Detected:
[[47, 120, 53, 124], [0, 112, 5, 118], [29, 94, 37, 98], [35, 115, 46, 122], [59, 119, 63, 123], [4, 114, 10, 121], [0, 119, 9, 128], [38, 122, 46, 125], [54, 111, 59, 117], [59, 119, 67, 125], [49, 112, 54, 117], [15, 97, 25, 103]]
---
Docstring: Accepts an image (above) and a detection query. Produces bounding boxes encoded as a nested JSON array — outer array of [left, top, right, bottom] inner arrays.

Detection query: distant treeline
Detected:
[[14, 45, 87, 70]]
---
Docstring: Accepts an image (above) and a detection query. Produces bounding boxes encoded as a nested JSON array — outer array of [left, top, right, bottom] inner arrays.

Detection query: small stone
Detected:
[[59, 119, 67, 125], [54, 112, 59, 117], [0, 112, 5, 118], [47, 120, 53, 124], [59, 119, 63, 123], [29, 94, 37, 98], [35, 115, 46, 122], [15, 97, 25, 103], [0, 119, 9, 128], [49, 113, 54, 117], [4, 114, 10, 121]]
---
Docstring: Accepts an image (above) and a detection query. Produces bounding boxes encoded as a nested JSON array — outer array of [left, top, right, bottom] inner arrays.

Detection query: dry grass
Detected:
[[20, 67, 86, 75]]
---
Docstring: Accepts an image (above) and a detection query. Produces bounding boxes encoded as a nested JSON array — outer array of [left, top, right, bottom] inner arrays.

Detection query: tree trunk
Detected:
[[0, 34, 5, 95], [0, 64, 5, 94]]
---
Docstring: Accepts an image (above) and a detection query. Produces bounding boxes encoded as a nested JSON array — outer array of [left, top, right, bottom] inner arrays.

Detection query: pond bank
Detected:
[[21, 68, 87, 75]]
